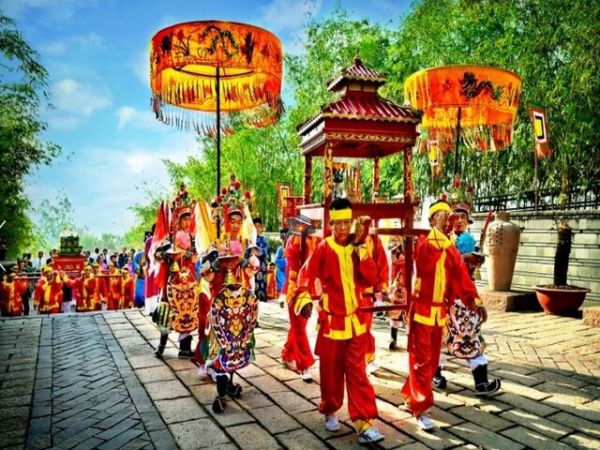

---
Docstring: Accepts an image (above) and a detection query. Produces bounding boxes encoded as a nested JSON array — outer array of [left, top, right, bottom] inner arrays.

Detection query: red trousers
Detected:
[[401, 321, 443, 416], [281, 303, 315, 371], [315, 331, 378, 422], [362, 295, 375, 362]]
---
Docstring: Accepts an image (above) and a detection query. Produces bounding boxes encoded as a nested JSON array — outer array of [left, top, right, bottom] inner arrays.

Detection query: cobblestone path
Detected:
[[0, 303, 599, 449]]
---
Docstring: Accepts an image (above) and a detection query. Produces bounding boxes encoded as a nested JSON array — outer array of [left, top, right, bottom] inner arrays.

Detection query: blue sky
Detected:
[[1, 0, 413, 237]]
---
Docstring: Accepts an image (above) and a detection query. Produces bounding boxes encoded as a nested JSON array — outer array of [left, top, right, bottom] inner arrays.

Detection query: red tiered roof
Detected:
[[298, 57, 421, 158]]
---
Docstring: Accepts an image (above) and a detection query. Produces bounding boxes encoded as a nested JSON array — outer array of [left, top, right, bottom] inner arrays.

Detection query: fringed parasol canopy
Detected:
[[150, 20, 283, 134], [404, 65, 521, 154]]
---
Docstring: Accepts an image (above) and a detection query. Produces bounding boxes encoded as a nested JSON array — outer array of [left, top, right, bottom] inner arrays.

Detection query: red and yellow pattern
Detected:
[[150, 20, 282, 133], [404, 65, 521, 153]]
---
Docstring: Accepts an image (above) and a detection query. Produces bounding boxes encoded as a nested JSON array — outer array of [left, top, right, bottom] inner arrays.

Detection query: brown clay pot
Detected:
[[535, 285, 590, 316], [486, 211, 521, 291]]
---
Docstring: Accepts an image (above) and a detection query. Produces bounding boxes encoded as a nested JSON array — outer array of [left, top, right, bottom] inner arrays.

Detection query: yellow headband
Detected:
[[330, 209, 352, 221], [429, 202, 451, 217]]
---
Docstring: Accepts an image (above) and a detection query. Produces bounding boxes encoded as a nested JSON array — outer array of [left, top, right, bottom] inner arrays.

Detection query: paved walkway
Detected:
[[1, 302, 599, 449]]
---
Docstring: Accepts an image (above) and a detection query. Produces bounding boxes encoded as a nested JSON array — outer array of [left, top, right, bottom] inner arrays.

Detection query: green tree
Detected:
[[0, 11, 61, 258], [31, 194, 76, 251], [385, 0, 600, 201]]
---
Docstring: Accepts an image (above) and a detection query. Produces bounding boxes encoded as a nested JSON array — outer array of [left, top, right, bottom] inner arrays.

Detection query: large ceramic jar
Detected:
[[486, 211, 521, 291]]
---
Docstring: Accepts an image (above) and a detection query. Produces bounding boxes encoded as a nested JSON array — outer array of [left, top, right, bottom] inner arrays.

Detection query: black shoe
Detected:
[[432, 367, 447, 389], [226, 383, 242, 398], [155, 345, 165, 359], [212, 396, 226, 413], [178, 350, 195, 359], [475, 378, 502, 396], [473, 364, 501, 396], [389, 328, 398, 351], [216, 374, 229, 397]]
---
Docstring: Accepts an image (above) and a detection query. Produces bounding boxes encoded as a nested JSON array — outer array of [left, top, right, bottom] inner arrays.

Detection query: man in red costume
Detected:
[[281, 215, 320, 382], [72, 266, 97, 312], [34, 268, 63, 314], [0, 269, 27, 316], [120, 268, 135, 309], [106, 263, 121, 310], [294, 198, 385, 445], [401, 200, 484, 431], [359, 233, 389, 374], [92, 263, 106, 311]]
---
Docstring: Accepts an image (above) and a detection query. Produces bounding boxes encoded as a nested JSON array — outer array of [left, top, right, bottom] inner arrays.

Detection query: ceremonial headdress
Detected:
[[171, 182, 195, 232], [212, 174, 252, 233]]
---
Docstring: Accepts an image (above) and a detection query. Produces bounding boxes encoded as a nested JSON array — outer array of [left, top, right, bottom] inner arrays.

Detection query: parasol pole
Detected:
[[216, 67, 221, 239], [454, 106, 462, 176], [534, 142, 539, 211]]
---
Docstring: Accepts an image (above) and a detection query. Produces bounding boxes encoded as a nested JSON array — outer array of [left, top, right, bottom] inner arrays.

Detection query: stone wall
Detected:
[[470, 209, 600, 307]]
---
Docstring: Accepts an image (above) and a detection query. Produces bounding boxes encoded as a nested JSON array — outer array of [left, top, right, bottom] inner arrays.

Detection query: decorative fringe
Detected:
[[151, 93, 282, 136], [416, 123, 514, 155]]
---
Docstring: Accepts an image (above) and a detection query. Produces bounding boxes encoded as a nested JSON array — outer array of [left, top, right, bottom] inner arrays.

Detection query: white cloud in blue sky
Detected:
[[1, 0, 413, 240]]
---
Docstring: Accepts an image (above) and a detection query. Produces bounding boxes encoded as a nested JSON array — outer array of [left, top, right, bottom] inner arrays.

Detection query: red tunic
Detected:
[[295, 236, 379, 426], [34, 275, 62, 314], [106, 269, 121, 310], [71, 276, 99, 312], [280, 234, 321, 372], [0, 279, 27, 316], [359, 235, 389, 363], [120, 276, 135, 309], [401, 228, 480, 416]]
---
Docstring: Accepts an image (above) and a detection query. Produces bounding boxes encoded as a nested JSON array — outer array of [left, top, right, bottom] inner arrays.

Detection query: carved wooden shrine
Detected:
[[297, 56, 422, 293]]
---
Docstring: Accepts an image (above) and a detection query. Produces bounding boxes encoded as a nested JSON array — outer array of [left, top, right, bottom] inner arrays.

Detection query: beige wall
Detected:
[[470, 209, 600, 307]]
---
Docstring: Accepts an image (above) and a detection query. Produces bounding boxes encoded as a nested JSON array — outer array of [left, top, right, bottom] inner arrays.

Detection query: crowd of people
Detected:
[[0, 246, 146, 316], [0, 180, 502, 445]]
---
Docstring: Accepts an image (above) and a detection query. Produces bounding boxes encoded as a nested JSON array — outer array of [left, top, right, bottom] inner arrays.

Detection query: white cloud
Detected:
[[39, 32, 104, 56], [116, 106, 165, 130], [25, 134, 200, 236], [47, 78, 111, 129], [260, 0, 322, 32], [132, 47, 150, 87]]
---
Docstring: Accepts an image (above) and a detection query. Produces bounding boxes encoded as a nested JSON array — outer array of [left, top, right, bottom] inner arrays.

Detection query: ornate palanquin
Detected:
[[296, 56, 422, 295]]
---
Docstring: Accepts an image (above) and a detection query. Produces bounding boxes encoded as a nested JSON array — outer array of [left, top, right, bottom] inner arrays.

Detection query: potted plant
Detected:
[[534, 219, 590, 315]]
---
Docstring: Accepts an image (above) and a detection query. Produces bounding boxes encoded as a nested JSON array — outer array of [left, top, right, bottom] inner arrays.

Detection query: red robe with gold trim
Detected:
[[359, 235, 389, 363], [106, 269, 121, 310], [281, 234, 320, 372], [0, 279, 27, 316], [401, 228, 479, 416], [295, 236, 379, 428], [120, 276, 135, 309], [34, 274, 63, 314], [93, 273, 107, 311], [71, 276, 98, 312]]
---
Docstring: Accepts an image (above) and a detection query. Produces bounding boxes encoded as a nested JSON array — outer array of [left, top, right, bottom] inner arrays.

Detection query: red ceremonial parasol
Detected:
[[150, 20, 283, 202], [404, 65, 521, 177]]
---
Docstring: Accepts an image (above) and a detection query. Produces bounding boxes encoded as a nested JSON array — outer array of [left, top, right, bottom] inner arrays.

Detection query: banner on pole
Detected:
[[528, 106, 552, 158]]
